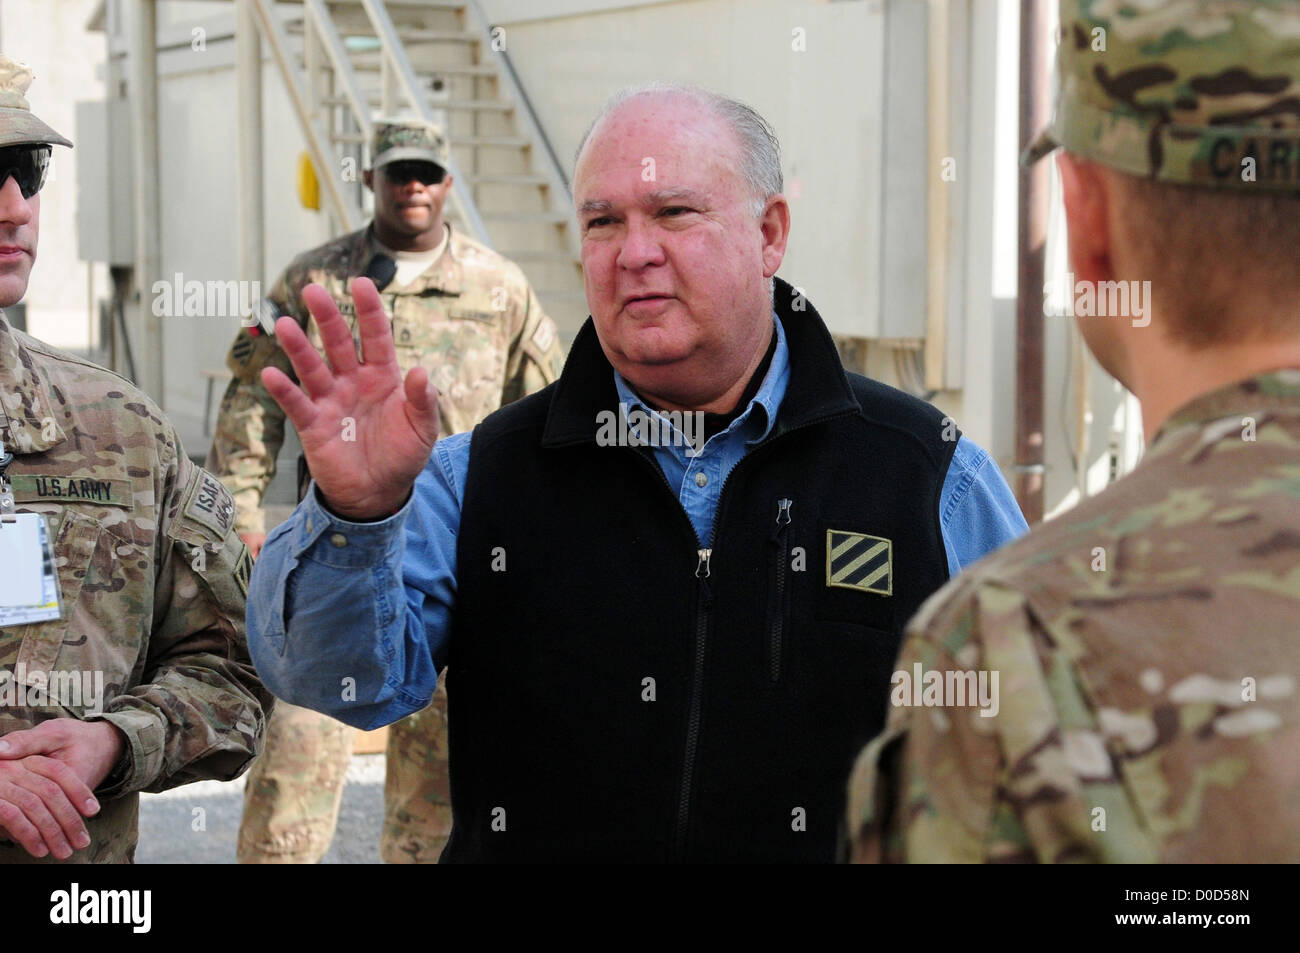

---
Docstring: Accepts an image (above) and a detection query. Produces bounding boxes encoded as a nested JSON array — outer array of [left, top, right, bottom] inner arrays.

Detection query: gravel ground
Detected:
[[136, 754, 385, 864]]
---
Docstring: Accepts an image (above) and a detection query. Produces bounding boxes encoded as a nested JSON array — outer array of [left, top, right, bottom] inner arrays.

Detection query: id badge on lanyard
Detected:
[[0, 438, 61, 626]]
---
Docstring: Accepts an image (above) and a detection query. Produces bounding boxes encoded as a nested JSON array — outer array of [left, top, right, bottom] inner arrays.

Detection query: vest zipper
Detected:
[[766, 498, 792, 683], [674, 547, 712, 860], [622, 405, 855, 861], [618, 448, 715, 862]]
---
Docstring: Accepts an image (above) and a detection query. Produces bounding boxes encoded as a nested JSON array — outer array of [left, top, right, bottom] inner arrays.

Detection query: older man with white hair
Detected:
[[246, 84, 1025, 862]]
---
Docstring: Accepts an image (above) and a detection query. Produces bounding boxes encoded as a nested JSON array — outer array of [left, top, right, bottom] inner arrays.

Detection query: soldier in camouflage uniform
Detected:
[[0, 56, 269, 863], [208, 117, 564, 863], [848, 0, 1300, 863]]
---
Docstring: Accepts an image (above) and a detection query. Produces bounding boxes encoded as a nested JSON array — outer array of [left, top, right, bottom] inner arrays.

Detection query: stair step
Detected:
[[326, 133, 531, 148], [393, 29, 480, 44], [466, 173, 551, 186], [381, 0, 469, 9], [348, 62, 501, 78], [324, 0, 467, 8], [498, 250, 580, 263], [452, 135, 531, 148], [324, 95, 515, 112], [442, 99, 514, 112], [482, 210, 572, 224], [319, 95, 514, 114]]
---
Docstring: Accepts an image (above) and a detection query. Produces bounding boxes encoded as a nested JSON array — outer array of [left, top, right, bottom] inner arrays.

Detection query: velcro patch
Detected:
[[826, 530, 892, 596], [233, 545, 252, 596], [184, 470, 237, 538], [231, 334, 254, 365], [9, 474, 133, 508], [449, 308, 496, 323], [530, 319, 556, 354]]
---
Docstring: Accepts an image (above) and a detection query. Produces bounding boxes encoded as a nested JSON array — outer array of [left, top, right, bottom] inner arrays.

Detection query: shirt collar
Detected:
[[0, 310, 67, 454], [362, 221, 461, 296], [1151, 368, 1300, 450], [611, 312, 789, 448]]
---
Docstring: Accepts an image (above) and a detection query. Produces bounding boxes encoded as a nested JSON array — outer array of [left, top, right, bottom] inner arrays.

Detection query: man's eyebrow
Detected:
[[578, 189, 710, 216], [644, 188, 707, 207]]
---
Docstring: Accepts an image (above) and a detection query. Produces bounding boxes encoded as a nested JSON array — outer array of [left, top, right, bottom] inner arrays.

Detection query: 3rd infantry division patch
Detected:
[[826, 529, 892, 596], [233, 545, 252, 597]]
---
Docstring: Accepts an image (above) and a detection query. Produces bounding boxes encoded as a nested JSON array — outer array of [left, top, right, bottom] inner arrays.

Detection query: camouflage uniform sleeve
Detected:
[[88, 449, 271, 797], [501, 277, 564, 404], [205, 269, 303, 537]]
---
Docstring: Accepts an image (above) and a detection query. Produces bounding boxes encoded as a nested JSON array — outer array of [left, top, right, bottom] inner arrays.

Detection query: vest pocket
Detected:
[[765, 498, 794, 683]]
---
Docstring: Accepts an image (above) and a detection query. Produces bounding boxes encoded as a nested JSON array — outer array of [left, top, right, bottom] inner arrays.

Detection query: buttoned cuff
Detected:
[[291, 480, 412, 568], [86, 708, 166, 796]]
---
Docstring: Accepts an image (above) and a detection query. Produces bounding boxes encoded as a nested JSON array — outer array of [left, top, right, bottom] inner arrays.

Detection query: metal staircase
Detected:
[[246, 0, 587, 335]]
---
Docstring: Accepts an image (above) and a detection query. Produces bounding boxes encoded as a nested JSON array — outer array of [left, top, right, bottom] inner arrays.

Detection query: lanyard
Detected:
[[0, 427, 14, 524]]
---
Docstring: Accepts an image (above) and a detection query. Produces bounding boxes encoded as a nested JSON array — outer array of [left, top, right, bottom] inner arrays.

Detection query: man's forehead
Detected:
[[576, 98, 738, 185]]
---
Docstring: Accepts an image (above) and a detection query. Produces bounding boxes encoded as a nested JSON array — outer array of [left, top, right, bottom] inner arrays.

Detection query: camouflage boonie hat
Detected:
[[1025, 0, 1300, 191], [372, 117, 448, 172], [0, 54, 72, 148]]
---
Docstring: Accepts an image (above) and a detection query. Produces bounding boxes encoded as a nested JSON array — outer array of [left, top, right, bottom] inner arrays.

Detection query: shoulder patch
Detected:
[[183, 469, 237, 538], [231, 334, 254, 365], [233, 544, 252, 597], [530, 319, 557, 355]]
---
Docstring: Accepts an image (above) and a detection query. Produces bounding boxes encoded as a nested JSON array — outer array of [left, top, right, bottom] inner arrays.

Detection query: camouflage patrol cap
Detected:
[[1025, 0, 1300, 191], [0, 54, 71, 148], [371, 117, 448, 172]]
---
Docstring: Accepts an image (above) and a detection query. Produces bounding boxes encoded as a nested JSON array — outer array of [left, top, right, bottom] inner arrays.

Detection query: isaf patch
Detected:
[[184, 470, 236, 538], [826, 529, 892, 596]]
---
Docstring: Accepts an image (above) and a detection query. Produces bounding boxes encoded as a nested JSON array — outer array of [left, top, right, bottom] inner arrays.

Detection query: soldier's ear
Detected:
[[1058, 152, 1114, 285], [363, 169, 374, 193]]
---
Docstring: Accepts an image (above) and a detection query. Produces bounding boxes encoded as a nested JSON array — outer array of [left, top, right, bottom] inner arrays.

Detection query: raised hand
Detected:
[[261, 277, 440, 521]]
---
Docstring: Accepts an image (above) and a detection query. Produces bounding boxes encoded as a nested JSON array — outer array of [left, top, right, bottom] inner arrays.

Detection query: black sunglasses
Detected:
[[382, 160, 446, 186], [0, 145, 51, 199]]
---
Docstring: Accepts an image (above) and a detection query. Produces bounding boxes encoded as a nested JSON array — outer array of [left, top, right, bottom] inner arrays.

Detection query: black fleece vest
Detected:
[[442, 280, 958, 863]]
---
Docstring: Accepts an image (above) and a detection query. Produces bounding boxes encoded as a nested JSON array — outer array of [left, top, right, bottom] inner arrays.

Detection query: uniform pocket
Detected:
[[10, 512, 136, 713], [14, 512, 98, 671]]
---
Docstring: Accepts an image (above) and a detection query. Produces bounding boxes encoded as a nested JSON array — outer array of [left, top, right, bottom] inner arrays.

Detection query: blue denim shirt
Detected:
[[248, 318, 1028, 729]]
